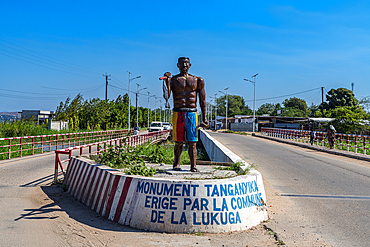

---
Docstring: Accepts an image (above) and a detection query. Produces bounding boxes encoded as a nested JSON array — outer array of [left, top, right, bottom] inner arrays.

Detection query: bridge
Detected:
[[0, 129, 369, 246]]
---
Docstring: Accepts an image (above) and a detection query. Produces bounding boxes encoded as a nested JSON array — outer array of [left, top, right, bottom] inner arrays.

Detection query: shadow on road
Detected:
[[39, 184, 143, 233]]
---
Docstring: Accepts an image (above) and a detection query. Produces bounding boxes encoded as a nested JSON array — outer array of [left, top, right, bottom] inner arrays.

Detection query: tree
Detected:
[[216, 95, 251, 117], [328, 106, 369, 134], [283, 97, 308, 112], [308, 103, 320, 117], [257, 103, 275, 116], [326, 88, 358, 110], [282, 97, 309, 117]]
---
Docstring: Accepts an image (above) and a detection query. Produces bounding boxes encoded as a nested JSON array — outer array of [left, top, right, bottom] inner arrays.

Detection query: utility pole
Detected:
[[244, 73, 258, 133], [219, 88, 229, 131], [210, 96, 216, 129], [214, 93, 218, 131], [159, 100, 162, 122], [102, 72, 111, 101], [147, 92, 151, 128], [154, 97, 158, 121], [351, 82, 354, 93], [321, 87, 324, 116], [127, 72, 141, 131], [136, 83, 147, 128]]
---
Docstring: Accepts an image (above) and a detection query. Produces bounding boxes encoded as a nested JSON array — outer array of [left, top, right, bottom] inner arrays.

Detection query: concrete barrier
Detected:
[[63, 131, 269, 233]]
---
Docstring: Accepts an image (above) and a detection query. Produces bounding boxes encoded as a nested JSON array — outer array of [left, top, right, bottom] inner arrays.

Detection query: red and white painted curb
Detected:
[[64, 157, 268, 233]]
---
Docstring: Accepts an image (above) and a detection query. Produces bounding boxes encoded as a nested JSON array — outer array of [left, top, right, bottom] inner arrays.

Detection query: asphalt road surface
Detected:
[[0, 141, 278, 247], [1, 132, 369, 246], [208, 131, 370, 247]]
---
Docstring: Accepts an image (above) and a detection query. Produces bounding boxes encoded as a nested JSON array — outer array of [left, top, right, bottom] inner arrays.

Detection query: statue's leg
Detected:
[[188, 141, 199, 172], [173, 141, 183, 170]]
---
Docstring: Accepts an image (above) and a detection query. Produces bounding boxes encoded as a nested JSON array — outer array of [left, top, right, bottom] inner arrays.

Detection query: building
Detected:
[[218, 115, 334, 132], [21, 110, 55, 124]]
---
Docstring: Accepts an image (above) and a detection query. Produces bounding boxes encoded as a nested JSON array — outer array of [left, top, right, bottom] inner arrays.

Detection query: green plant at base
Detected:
[[127, 163, 156, 176], [215, 161, 254, 175], [136, 141, 192, 165], [95, 144, 144, 169]]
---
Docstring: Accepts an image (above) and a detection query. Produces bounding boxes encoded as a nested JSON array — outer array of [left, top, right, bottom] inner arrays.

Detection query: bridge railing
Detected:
[[0, 129, 129, 161], [54, 130, 170, 183], [261, 127, 370, 155]]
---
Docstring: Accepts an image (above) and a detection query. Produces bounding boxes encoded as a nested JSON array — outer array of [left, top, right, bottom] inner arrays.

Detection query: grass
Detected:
[[135, 141, 209, 166]]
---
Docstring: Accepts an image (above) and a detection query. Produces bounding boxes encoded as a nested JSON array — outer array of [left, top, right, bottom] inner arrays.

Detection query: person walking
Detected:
[[310, 129, 316, 145], [327, 125, 336, 149]]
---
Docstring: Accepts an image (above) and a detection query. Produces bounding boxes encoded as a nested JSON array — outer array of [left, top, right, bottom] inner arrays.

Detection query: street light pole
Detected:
[[219, 87, 229, 131], [147, 92, 150, 128], [136, 83, 147, 128], [214, 93, 217, 130], [209, 96, 215, 129], [127, 72, 141, 131], [159, 100, 162, 122], [154, 97, 158, 121], [244, 73, 258, 133]]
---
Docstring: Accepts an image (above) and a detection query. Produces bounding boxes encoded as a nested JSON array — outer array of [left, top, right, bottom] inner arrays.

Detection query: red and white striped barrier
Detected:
[[64, 157, 268, 233], [54, 130, 170, 183], [0, 129, 128, 160], [261, 127, 370, 155]]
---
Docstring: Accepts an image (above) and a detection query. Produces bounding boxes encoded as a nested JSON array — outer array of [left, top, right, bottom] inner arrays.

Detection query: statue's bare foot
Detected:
[[191, 167, 200, 172]]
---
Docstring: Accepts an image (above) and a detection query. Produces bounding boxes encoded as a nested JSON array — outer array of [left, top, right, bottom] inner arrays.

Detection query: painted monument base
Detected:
[[63, 157, 268, 233]]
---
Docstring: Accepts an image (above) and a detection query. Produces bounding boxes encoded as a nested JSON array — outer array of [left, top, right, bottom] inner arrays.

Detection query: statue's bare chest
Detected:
[[172, 76, 197, 90]]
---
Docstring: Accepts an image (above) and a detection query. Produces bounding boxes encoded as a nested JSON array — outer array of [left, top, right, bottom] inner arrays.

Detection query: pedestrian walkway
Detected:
[[255, 133, 370, 162]]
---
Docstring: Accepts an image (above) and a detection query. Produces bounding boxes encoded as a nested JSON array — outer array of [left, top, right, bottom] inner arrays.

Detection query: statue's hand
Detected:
[[199, 120, 209, 128], [159, 72, 172, 81]]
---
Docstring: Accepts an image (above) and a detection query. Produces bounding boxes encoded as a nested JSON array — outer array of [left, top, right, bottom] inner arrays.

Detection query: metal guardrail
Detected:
[[0, 129, 129, 160], [54, 130, 170, 183], [261, 127, 370, 155]]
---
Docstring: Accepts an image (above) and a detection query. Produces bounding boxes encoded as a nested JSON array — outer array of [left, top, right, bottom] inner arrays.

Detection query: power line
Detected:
[[0, 39, 102, 74], [0, 88, 70, 96], [40, 84, 102, 92], [0, 52, 101, 78], [0, 46, 98, 74], [243, 87, 322, 102], [0, 85, 104, 99], [109, 84, 147, 96], [111, 76, 127, 88]]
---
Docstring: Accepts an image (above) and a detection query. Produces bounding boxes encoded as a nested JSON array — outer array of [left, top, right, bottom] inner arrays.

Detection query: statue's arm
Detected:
[[164, 72, 172, 99], [198, 77, 209, 127]]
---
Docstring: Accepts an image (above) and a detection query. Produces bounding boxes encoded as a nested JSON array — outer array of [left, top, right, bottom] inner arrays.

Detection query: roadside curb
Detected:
[[255, 134, 370, 162], [64, 156, 269, 233]]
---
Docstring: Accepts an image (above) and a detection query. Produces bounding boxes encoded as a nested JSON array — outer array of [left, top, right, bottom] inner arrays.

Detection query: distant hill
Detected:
[[0, 112, 21, 122]]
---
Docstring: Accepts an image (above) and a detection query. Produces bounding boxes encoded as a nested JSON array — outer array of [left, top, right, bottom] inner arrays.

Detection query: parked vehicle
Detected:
[[148, 121, 164, 132], [162, 122, 172, 130]]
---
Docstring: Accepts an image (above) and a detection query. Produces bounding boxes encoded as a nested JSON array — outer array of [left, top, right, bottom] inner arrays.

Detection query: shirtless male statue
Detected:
[[162, 57, 208, 172]]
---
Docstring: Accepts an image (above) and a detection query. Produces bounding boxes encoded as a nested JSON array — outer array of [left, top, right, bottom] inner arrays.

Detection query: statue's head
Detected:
[[177, 57, 191, 74]]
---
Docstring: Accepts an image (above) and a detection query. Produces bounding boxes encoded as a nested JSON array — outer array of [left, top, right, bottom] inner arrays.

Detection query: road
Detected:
[[0, 137, 277, 247], [1, 132, 369, 246], [207, 131, 370, 246]]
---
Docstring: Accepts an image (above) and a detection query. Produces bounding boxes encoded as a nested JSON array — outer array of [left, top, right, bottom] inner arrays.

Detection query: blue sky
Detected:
[[1, 0, 369, 112]]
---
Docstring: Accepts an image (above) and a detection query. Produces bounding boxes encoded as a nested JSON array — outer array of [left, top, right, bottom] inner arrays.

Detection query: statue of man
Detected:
[[162, 57, 208, 172]]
